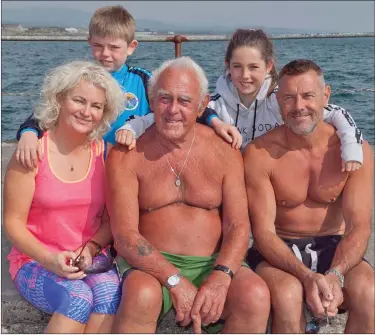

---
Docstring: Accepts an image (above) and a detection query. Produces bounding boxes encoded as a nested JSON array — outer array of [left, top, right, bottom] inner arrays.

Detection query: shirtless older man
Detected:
[[244, 59, 374, 333], [106, 56, 270, 333]]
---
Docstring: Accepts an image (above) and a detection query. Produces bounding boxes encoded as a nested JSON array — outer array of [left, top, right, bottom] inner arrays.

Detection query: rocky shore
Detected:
[[1, 143, 374, 334]]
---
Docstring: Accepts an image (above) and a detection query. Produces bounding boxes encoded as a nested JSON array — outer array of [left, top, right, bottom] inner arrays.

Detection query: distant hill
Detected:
[[2, 8, 92, 29], [1, 7, 336, 34]]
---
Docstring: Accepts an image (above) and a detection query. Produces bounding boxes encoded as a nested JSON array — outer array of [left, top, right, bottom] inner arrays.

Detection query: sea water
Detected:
[[2, 37, 374, 143]]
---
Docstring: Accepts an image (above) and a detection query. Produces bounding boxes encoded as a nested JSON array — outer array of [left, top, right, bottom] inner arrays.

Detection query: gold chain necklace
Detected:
[[155, 128, 195, 187]]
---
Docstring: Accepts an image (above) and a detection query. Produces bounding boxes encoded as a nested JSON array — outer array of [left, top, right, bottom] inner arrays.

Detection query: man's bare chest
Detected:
[[271, 150, 349, 207], [137, 159, 223, 211]]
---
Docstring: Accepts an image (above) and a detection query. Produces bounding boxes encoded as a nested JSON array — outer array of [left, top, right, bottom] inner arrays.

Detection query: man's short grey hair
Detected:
[[279, 59, 326, 87], [34, 60, 125, 142], [148, 56, 209, 102]]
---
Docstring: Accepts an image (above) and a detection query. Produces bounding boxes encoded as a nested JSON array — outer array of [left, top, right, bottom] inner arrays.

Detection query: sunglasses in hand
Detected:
[[72, 241, 115, 274]]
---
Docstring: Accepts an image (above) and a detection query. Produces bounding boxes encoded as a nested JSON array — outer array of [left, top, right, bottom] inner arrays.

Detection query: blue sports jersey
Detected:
[[103, 64, 151, 145]]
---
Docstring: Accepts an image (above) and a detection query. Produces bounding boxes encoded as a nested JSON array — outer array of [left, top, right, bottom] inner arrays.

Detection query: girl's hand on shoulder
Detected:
[[115, 129, 136, 150], [224, 124, 242, 149], [211, 118, 242, 150], [44, 251, 86, 279], [16, 131, 43, 170], [342, 160, 362, 172]]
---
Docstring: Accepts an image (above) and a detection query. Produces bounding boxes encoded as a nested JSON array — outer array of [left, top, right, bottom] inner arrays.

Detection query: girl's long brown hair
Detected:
[[225, 29, 278, 96]]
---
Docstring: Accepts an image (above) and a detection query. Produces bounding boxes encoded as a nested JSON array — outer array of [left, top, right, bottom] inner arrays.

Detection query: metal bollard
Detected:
[[166, 35, 188, 58]]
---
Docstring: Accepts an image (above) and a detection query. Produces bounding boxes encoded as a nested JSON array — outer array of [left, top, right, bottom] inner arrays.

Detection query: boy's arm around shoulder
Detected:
[[197, 106, 218, 125], [204, 98, 242, 148], [197, 94, 226, 126], [105, 144, 184, 284], [16, 114, 43, 141], [116, 113, 155, 139]]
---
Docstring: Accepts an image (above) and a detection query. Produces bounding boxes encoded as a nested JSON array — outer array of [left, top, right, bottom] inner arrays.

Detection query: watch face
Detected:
[[168, 275, 179, 286]]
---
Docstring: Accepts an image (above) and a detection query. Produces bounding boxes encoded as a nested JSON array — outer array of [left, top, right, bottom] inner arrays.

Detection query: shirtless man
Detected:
[[244, 59, 374, 333], [106, 56, 270, 334]]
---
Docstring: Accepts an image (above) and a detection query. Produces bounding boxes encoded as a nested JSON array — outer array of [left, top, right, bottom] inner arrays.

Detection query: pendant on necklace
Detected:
[[175, 178, 181, 187]]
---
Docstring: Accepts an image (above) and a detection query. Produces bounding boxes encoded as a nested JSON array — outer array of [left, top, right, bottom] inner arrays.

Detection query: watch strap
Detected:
[[325, 268, 344, 288], [213, 264, 234, 279]]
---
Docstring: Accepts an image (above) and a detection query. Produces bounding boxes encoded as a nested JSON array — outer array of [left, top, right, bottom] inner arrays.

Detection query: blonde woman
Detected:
[[4, 60, 125, 333]]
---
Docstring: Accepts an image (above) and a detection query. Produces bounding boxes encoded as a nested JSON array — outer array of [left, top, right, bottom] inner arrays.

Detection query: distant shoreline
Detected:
[[2, 32, 374, 42]]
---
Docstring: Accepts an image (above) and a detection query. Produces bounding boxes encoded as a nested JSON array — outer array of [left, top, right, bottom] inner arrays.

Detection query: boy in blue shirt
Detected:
[[16, 6, 153, 167], [88, 6, 151, 145]]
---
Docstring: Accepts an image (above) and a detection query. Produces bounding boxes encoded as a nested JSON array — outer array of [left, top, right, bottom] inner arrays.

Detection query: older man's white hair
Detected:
[[148, 56, 209, 103]]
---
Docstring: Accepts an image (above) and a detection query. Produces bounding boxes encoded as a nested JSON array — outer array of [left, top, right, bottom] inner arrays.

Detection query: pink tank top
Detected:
[[8, 132, 106, 279]]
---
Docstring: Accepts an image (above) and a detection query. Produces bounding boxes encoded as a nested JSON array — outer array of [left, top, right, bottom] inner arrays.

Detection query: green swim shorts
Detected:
[[116, 251, 249, 333]]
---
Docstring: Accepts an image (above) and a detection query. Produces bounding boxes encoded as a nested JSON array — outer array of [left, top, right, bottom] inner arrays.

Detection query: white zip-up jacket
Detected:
[[207, 73, 363, 162], [118, 73, 363, 163]]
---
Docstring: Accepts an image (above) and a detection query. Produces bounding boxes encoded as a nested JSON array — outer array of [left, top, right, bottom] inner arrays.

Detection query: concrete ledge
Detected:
[[1, 295, 193, 334], [1, 289, 348, 334]]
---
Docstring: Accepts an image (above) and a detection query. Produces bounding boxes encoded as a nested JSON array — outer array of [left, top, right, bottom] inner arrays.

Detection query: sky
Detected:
[[2, 1, 374, 32]]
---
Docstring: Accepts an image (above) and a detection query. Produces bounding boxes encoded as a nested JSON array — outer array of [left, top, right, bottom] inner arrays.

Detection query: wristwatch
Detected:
[[213, 264, 234, 279], [164, 273, 184, 289], [325, 268, 344, 288]]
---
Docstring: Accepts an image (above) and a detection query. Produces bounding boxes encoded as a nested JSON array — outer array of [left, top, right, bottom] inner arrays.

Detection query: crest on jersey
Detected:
[[124, 92, 139, 110]]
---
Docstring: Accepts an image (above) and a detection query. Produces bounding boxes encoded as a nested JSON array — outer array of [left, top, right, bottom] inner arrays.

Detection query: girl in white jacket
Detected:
[[116, 29, 363, 171]]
